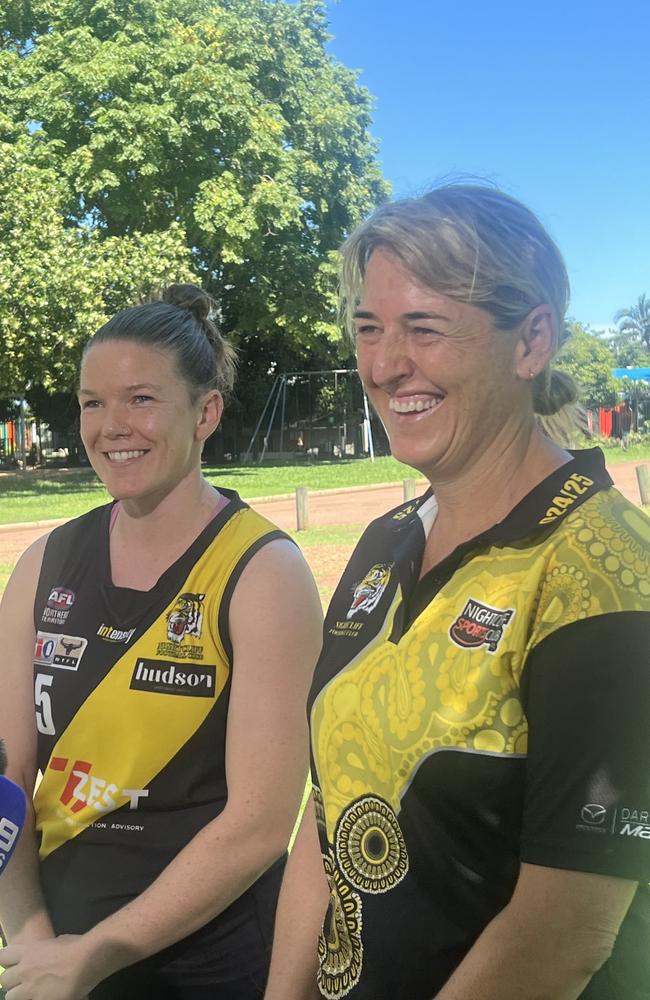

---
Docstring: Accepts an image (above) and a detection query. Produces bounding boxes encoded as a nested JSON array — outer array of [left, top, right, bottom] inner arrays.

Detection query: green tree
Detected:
[[601, 326, 650, 368], [1, 0, 387, 411], [0, 139, 193, 399], [555, 322, 621, 409], [614, 294, 650, 351]]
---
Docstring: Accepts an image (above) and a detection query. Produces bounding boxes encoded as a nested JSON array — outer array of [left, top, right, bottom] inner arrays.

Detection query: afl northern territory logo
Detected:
[[449, 598, 514, 654], [41, 586, 76, 626]]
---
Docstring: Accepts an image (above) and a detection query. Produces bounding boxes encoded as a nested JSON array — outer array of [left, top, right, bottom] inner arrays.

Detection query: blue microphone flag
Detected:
[[0, 775, 27, 873]]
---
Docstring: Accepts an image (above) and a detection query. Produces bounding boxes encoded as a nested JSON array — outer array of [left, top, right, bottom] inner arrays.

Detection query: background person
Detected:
[[0, 284, 323, 999], [264, 185, 650, 1000]]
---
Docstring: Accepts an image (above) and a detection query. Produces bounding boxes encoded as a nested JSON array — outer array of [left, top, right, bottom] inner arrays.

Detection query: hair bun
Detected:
[[163, 283, 211, 324], [533, 368, 579, 416]]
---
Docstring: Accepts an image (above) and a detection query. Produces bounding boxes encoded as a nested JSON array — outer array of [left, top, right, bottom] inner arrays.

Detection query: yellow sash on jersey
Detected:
[[35, 505, 278, 860]]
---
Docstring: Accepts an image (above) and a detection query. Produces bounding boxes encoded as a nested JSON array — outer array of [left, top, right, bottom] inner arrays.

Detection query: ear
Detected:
[[514, 305, 556, 381], [195, 390, 224, 442]]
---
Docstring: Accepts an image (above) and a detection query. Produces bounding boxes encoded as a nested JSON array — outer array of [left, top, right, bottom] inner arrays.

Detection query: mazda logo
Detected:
[[581, 803, 606, 825]]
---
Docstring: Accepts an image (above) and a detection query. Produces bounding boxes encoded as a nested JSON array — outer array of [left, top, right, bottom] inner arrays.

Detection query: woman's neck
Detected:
[[420, 427, 571, 576], [109, 472, 224, 589]]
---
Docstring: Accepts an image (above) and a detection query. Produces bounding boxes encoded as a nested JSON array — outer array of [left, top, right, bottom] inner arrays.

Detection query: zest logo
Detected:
[[48, 757, 148, 814]]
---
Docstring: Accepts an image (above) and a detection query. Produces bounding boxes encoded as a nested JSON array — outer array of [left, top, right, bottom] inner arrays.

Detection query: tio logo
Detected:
[[0, 816, 20, 870], [48, 757, 148, 813]]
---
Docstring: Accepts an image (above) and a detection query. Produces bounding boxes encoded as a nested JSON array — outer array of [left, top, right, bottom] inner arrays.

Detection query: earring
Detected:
[[528, 370, 536, 380]]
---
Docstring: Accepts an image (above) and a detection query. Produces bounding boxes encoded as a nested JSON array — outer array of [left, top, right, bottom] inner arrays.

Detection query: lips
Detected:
[[105, 450, 148, 462], [388, 394, 445, 414]]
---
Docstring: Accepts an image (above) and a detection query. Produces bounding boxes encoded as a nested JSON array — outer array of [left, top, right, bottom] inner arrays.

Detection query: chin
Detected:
[[389, 441, 442, 476], [102, 479, 142, 502]]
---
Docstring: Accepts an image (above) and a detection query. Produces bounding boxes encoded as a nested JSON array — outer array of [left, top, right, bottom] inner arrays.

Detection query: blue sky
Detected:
[[325, 0, 650, 329]]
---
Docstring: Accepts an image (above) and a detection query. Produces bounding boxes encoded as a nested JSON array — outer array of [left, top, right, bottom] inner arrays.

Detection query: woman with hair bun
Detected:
[[265, 186, 650, 1000], [0, 284, 323, 999]]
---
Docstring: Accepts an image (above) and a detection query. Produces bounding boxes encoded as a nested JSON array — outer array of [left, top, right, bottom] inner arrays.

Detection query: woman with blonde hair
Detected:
[[265, 185, 650, 1000]]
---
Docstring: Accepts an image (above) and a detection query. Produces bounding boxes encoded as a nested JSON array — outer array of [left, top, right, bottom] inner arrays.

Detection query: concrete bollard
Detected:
[[636, 465, 650, 506], [403, 478, 416, 502], [295, 486, 310, 531]]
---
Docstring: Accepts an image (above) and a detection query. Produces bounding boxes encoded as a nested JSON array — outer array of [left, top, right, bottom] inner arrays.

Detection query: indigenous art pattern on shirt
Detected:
[[309, 451, 650, 1000]]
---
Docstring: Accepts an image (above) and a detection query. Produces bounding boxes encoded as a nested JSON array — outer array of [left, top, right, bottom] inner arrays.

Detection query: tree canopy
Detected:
[[0, 0, 387, 411], [611, 293, 650, 364], [0, 138, 192, 396], [556, 322, 621, 409]]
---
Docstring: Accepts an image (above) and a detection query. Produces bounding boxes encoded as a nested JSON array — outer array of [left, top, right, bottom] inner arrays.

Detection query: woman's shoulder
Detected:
[[541, 485, 649, 618], [39, 501, 111, 558]]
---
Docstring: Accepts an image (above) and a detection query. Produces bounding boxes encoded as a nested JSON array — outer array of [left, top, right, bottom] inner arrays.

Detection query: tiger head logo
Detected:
[[166, 593, 205, 643], [346, 564, 392, 620]]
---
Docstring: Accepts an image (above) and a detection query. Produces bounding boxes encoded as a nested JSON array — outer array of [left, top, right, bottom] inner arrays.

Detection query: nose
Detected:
[[102, 405, 131, 439], [364, 329, 414, 390]]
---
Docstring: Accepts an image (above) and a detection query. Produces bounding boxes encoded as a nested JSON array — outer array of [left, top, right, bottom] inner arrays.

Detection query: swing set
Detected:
[[243, 369, 377, 464]]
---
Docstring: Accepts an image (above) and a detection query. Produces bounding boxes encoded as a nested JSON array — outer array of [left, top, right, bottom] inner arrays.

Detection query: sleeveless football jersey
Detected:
[[33, 490, 288, 978], [309, 449, 650, 1000]]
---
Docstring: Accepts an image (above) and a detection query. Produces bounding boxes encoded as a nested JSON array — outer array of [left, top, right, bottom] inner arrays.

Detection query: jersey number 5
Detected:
[[35, 673, 56, 736]]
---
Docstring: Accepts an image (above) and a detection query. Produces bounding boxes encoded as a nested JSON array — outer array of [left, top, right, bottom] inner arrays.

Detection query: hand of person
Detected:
[[0, 936, 95, 1000]]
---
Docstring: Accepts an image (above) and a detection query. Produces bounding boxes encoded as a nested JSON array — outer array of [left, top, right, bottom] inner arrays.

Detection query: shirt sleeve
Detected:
[[519, 611, 650, 881]]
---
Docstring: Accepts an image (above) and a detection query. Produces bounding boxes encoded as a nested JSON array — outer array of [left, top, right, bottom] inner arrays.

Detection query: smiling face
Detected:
[[78, 340, 221, 508], [354, 251, 534, 483]]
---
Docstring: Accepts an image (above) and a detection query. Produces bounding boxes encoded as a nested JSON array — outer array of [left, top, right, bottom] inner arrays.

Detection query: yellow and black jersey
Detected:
[[33, 491, 287, 981], [308, 449, 650, 1000]]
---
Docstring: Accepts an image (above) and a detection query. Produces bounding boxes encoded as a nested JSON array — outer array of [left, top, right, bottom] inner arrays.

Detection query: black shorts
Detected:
[[90, 959, 267, 999], [87, 860, 286, 999]]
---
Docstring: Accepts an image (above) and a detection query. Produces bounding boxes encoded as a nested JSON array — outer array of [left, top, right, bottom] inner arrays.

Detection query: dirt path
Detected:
[[1, 461, 647, 574]]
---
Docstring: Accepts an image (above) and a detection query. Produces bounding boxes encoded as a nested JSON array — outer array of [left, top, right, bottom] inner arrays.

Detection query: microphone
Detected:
[[0, 740, 27, 874]]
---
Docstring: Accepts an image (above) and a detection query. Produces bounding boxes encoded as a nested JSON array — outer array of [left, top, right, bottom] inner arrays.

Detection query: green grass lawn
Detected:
[[0, 456, 418, 525], [0, 563, 13, 594], [599, 441, 650, 464], [286, 523, 365, 547], [0, 444, 649, 526]]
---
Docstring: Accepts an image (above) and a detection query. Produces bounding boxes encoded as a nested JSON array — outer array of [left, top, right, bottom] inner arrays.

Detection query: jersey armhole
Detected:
[[216, 530, 294, 667]]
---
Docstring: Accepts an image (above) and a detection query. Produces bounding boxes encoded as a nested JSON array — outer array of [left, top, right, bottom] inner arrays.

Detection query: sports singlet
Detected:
[[32, 490, 288, 986]]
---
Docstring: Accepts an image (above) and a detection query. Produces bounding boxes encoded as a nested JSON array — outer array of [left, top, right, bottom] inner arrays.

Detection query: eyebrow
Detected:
[[403, 311, 451, 322], [77, 383, 163, 396], [352, 310, 451, 322]]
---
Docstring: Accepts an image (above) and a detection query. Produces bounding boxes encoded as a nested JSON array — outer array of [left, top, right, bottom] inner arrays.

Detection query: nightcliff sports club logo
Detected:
[[97, 623, 136, 644], [449, 599, 515, 654], [166, 593, 205, 643], [41, 587, 76, 626], [130, 658, 216, 698]]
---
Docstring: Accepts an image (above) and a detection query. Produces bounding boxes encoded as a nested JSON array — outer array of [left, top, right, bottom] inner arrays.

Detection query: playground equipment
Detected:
[[243, 369, 377, 464]]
